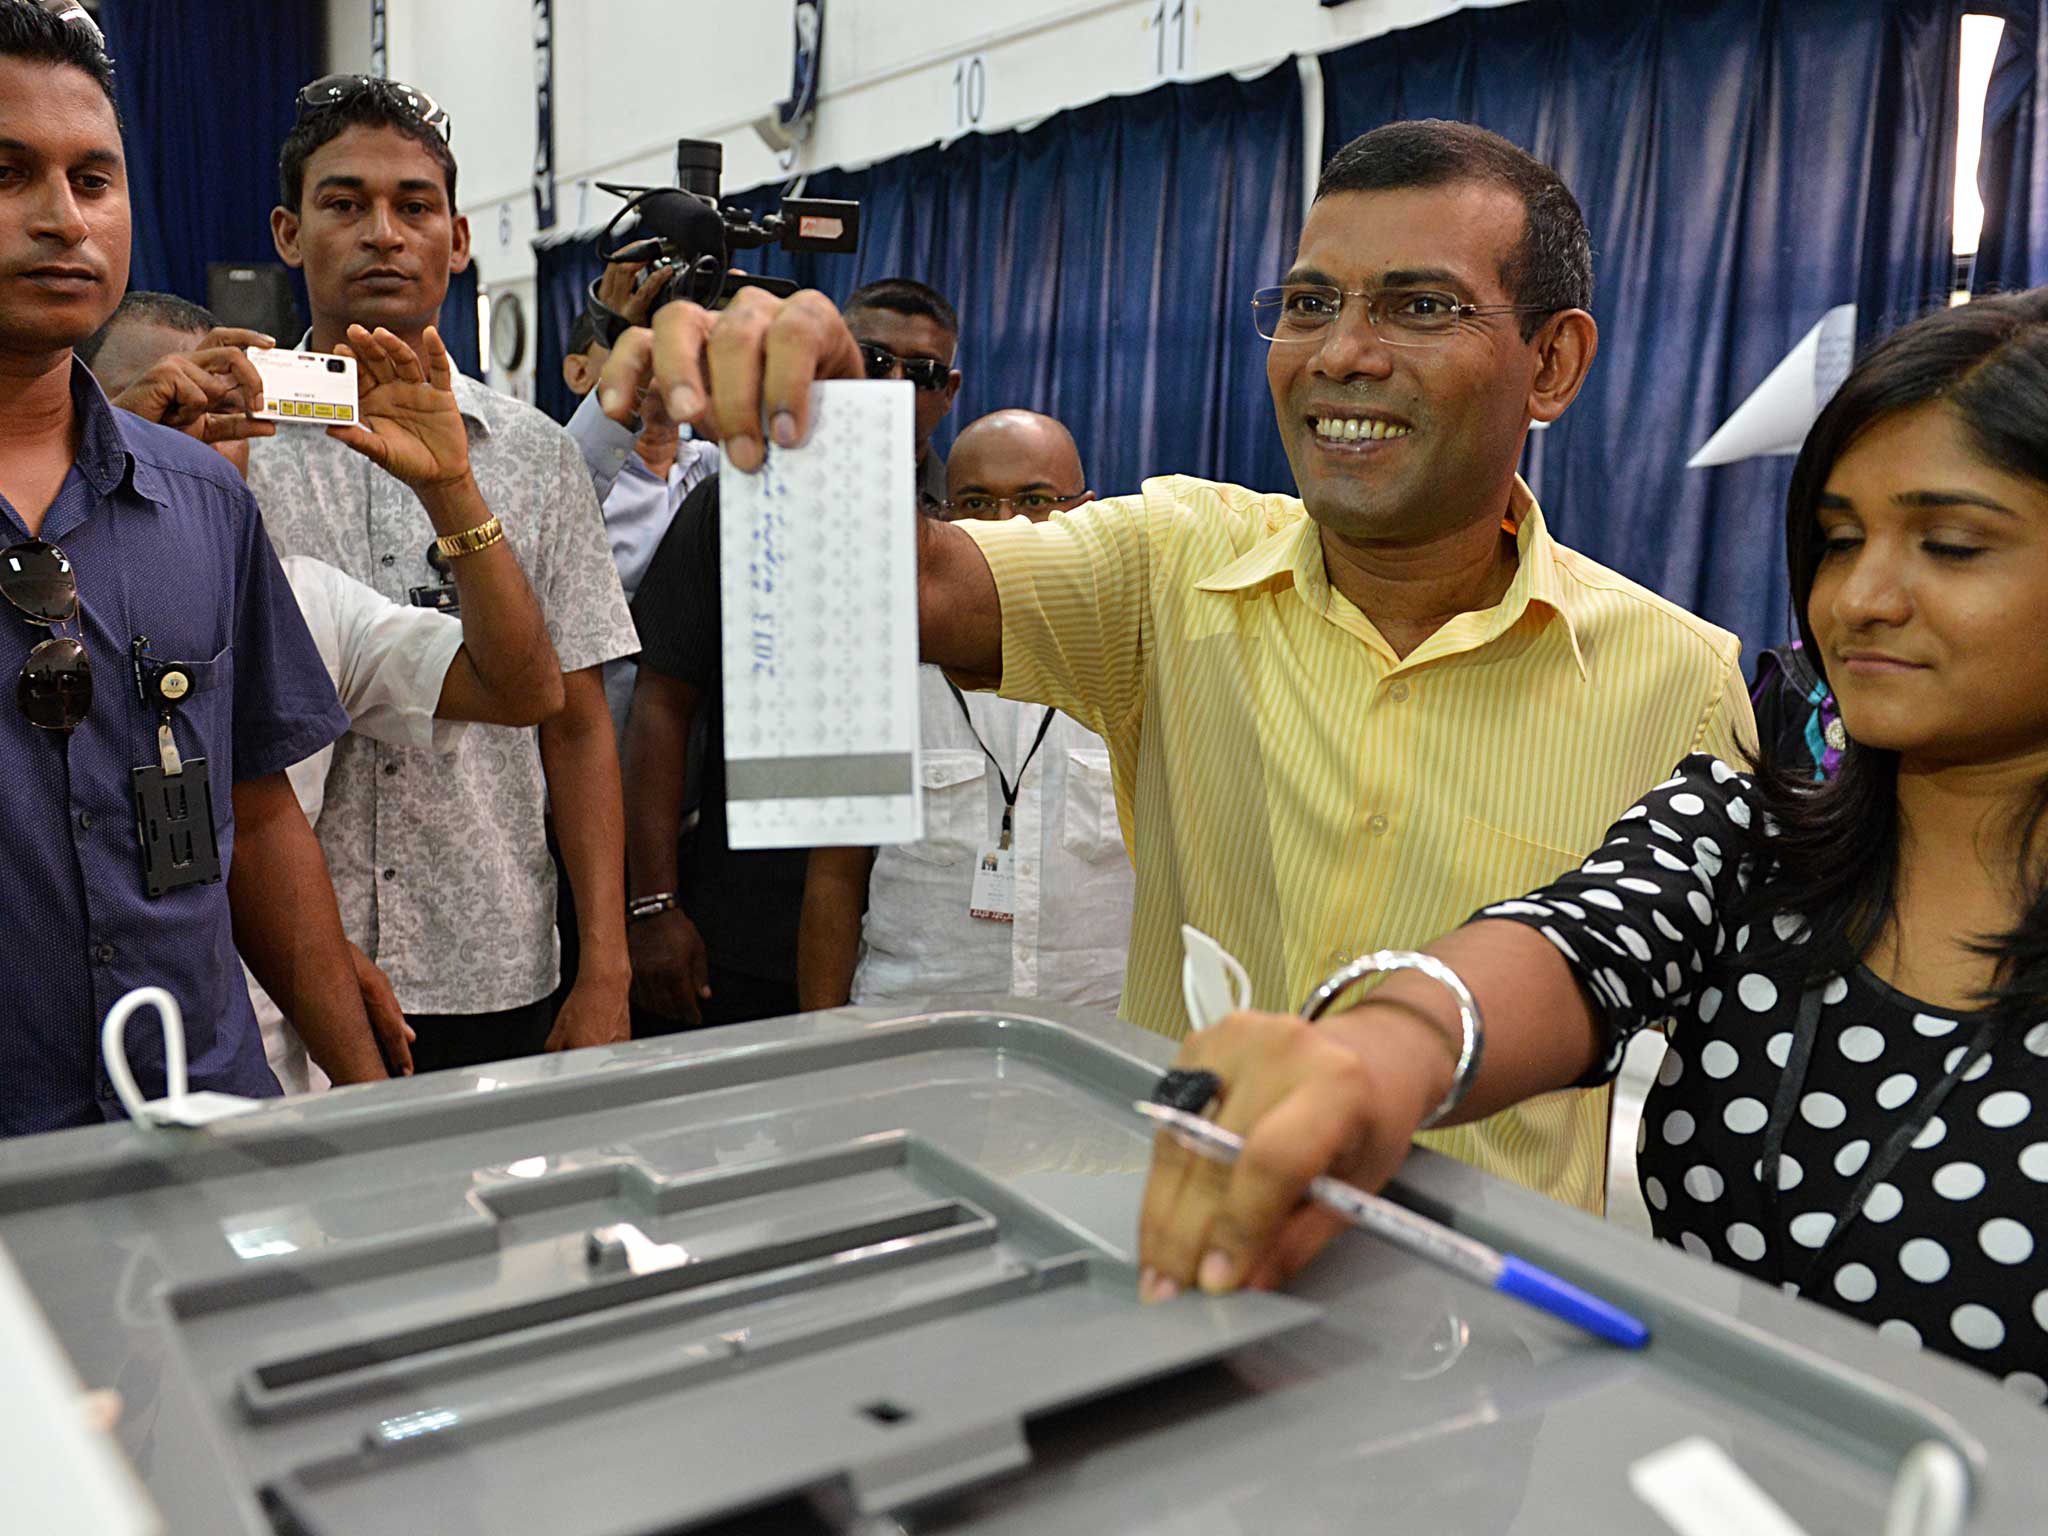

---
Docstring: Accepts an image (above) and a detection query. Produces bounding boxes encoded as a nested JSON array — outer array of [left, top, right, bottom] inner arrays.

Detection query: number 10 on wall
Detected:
[[951, 54, 988, 134], [1142, 0, 1199, 82]]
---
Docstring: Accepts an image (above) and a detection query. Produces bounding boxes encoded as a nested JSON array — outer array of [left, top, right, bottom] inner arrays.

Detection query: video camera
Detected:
[[582, 138, 859, 347]]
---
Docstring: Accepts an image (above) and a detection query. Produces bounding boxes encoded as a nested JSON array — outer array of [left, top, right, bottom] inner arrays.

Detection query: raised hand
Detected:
[[110, 328, 278, 450], [326, 324, 471, 493], [650, 287, 866, 471]]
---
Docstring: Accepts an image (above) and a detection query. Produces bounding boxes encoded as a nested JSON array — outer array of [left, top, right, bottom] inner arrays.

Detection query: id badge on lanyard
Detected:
[[947, 683, 1056, 926]]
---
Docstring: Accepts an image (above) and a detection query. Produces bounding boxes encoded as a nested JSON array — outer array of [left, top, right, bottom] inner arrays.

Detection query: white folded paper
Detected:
[[720, 380, 925, 848], [1688, 303, 1857, 468]]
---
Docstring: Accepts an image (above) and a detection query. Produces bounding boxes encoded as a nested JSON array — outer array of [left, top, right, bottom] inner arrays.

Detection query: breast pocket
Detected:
[[168, 642, 237, 781], [1450, 815, 1585, 908], [905, 750, 989, 865], [1060, 747, 1123, 861]]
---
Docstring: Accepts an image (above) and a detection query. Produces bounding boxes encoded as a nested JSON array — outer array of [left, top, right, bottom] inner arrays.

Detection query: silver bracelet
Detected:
[[1297, 950, 1484, 1129]]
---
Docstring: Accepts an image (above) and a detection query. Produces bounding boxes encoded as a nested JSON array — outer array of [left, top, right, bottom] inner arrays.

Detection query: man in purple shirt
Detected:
[[0, 2, 384, 1133]]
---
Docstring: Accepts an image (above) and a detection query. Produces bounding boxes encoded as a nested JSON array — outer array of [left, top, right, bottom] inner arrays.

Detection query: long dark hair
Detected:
[[1746, 289, 2048, 1015]]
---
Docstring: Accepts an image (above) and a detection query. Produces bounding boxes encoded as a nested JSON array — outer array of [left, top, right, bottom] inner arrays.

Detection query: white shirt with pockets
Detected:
[[851, 666, 1135, 1011]]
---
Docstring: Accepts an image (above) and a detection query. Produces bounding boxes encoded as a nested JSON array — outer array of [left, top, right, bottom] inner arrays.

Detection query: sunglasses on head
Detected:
[[294, 75, 452, 141], [3, 540, 91, 734], [857, 342, 951, 393]]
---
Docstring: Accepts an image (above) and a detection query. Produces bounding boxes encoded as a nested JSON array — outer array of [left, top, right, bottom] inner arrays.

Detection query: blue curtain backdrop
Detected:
[[99, 0, 324, 304], [1320, 0, 1963, 664], [526, 68, 1303, 485], [534, 229, 607, 424], [439, 264, 482, 378], [1974, 2, 2048, 292], [734, 63, 1302, 495]]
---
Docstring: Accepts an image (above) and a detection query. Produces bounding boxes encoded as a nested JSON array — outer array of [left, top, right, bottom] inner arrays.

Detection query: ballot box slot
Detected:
[[242, 1199, 988, 1398], [237, 1201, 1005, 1424]]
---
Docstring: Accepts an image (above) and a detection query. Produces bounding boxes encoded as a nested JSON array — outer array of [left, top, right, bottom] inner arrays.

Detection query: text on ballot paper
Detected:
[[720, 379, 926, 849]]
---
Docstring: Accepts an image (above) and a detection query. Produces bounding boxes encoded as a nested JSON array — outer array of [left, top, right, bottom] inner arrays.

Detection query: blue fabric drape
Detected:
[[1974, 3, 2048, 292], [533, 231, 606, 424], [728, 64, 1304, 495], [1321, 0, 1963, 663], [532, 68, 1303, 473], [438, 264, 482, 379], [98, 0, 324, 305]]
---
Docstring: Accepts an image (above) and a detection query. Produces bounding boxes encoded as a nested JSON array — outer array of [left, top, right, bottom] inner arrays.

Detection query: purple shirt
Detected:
[[0, 365, 349, 1136]]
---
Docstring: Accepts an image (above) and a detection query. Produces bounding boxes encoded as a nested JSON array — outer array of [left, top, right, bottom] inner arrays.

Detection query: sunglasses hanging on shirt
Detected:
[[3, 539, 93, 733]]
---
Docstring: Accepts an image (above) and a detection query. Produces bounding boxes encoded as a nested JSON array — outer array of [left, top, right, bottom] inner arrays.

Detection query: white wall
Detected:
[[322, 0, 1520, 389]]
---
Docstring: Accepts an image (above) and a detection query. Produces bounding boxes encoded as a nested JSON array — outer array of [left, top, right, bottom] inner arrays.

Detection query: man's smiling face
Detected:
[[1267, 181, 1553, 547], [0, 55, 129, 358]]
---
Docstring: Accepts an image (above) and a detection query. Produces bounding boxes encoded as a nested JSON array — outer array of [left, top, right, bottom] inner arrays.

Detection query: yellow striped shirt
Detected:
[[960, 475, 1756, 1213]]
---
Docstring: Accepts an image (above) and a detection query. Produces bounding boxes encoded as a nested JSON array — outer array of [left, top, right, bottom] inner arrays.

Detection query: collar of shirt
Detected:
[[1192, 475, 1588, 680], [27, 362, 179, 533]]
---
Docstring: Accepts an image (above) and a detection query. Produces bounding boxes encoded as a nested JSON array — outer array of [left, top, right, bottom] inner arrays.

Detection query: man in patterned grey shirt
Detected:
[[245, 77, 638, 1070]]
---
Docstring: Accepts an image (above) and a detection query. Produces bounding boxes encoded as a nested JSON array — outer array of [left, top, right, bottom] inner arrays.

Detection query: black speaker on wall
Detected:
[[206, 262, 299, 341]]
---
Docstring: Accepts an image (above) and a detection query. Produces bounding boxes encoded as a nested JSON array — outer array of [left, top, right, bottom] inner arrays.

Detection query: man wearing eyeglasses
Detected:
[[0, 2, 390, 1134], [653, 120, 1759, 1215], [245, 75, 639, 1073], [797, 409, 1131, 1012]]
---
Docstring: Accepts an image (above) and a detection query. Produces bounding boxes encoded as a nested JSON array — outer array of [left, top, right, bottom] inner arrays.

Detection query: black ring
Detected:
[[1150, 1068, 1223, 1114]]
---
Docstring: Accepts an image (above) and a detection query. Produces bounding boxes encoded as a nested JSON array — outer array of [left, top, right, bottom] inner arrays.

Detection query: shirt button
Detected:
[[94, 942, 115, 964], [383, 762, 399, 776], [382, 867, 397, 881], [1367, 813, 1390, 836], [381, 552, 397, 567], [77, 810, 94, 830], [1389, 681, 1411, 703]]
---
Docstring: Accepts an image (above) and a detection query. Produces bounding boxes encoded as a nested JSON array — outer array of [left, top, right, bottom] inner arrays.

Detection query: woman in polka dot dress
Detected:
[[1138, 294, 2048, 1404]]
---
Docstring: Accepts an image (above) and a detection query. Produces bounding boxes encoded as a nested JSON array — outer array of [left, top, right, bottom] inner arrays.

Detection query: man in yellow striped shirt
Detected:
[[652, 120, 1755, 1214]]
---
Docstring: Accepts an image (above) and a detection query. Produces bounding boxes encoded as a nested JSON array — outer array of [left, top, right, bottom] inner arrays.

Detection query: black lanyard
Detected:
[[1759, 977, 2004, 1288], [946, 682, 1056, 850]]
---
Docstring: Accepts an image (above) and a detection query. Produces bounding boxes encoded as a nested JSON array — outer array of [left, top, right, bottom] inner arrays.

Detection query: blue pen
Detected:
[[1135, 1100, 1651, 1349]]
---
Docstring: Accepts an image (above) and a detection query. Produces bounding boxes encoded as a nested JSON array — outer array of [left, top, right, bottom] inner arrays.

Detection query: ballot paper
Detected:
[[720, 379, 924, 848], [1688, 303, 1857, 468]]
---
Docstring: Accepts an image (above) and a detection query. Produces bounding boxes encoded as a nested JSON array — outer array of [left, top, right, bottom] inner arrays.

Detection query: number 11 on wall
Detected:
[[1142, 0, 1198, 82]]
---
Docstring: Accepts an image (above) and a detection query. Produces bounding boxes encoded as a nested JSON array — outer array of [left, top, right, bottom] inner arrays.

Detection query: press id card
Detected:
[[969, 846, 1016, 923], [249, 347, 359, 425]]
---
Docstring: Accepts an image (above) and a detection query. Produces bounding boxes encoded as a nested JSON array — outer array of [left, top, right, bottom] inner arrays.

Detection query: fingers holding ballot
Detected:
[[650, 288, 867, 470]]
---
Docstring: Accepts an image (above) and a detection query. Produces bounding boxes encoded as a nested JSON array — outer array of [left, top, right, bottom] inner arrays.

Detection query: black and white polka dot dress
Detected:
[[1478, 754, 2047, 1403]]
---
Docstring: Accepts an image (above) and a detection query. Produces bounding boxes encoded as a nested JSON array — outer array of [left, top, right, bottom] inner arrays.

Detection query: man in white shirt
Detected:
[[797, 411, 1134, 1012], [99, 308, 566, 1089]]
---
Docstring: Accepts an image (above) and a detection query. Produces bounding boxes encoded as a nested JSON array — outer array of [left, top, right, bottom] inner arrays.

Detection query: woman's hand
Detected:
[[1135, 1004, 1456, 1300]]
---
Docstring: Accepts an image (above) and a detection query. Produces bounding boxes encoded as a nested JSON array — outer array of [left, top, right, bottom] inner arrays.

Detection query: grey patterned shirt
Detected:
[[247, 372, 638, 1013]]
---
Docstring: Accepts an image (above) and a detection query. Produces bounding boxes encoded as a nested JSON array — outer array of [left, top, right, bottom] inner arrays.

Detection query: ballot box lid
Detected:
[[0, 1003, 2040, 1535]]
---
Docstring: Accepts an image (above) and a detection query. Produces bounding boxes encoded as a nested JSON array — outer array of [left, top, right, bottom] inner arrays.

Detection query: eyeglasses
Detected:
[[294, 75, 452, 142], [3, 540, 92, 733], [858, 342, 951, 392], [945, 491, 1089, 520], [1251, 284, 1555, 348]]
